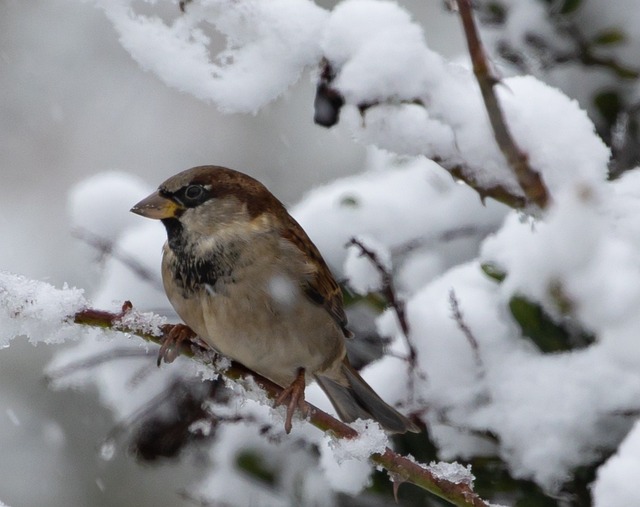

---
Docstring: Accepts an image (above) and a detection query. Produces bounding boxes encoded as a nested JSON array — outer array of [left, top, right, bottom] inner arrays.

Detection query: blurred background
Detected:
[[0, 1, 463, 506]]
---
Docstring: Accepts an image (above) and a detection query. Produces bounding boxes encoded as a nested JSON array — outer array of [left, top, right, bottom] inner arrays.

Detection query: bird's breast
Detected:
[[164, 238, 241, 299], [161, 238, 346, 387]]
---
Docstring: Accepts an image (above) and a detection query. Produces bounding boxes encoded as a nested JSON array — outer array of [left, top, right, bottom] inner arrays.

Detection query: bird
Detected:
[[131, 165, 419, 434]]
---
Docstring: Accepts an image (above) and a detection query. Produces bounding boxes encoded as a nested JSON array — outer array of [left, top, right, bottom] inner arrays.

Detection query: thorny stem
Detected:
[[346, 238, 426, 397], [314, 50, 539, 211], [72, 303, 490, 507], [456, 0, 550, 209]]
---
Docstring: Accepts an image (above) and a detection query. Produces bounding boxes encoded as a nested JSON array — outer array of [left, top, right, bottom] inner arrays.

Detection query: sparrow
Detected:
[[131, 165, 419, 434]]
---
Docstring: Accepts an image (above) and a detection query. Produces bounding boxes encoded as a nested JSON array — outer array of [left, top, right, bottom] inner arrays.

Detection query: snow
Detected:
[[118, 307, 167, 337], [97, 0, 328, 113], [405, 261, 615, 488], [355, 352, 414, 406], [319, 0, 612, 200], [481, 189, 608, 316], [575, 0, 640, 69], [347, 103, 457, 158], [321, 0, 413, 68], [593, 419, 640, 507], [68, 171, 151, 244], [482, 187, 640, 364], [93, 0, 614, 201], [428, 461, 474, 486], [293, 150, 507, 277], [399, 178, 640, 489], [331, 16, 435, 104], [498, 75, 610, 192], [319, 427, 376, 495], [328, 419, 389, 463], [0, 272, 86, 347]]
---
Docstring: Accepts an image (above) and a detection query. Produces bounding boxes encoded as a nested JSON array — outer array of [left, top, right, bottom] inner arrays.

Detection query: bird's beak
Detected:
[[130, 191, 182, 220]]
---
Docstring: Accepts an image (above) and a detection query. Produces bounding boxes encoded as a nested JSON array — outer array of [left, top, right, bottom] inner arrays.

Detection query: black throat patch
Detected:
[[162, 218, 239, 297]]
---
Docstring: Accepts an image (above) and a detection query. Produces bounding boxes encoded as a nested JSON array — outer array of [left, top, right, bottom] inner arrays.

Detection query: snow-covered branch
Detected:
[[0, 269, 491, 506], [456, 0, 550, 209], [94, 0, 609, 213], [72, 301, 489, 507]]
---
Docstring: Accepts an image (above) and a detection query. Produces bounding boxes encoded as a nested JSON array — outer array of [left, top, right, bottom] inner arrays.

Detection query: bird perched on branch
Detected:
[[131, 165, 419, 434]]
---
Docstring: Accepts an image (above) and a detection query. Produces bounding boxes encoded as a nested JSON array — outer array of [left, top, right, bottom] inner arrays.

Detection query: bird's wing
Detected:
[[280, 219, 351, 338]]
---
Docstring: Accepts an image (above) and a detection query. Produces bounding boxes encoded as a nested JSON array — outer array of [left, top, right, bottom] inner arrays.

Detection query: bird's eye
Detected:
[[184, 185, 204, 201]]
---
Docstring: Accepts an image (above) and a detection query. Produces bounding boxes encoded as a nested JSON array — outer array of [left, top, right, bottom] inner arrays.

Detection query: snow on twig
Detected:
[[0, 271, 490, 505], [69, 302, 487, 506]]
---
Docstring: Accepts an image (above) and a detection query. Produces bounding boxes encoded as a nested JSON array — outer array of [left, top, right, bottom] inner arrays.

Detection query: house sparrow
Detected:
[[131, 165, 419, 434]]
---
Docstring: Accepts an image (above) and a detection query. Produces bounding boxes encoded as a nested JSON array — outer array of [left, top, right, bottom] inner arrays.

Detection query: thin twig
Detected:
[[346, 238, 425, 392], [391, 224, 498, 258], [456, 0, 550, 209], [449, 289, 483, 375], [72, 303, 490, 507], [72, 227, 163, 290]]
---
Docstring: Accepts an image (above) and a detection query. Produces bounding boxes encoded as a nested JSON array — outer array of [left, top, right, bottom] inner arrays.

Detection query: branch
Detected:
[[443, 159, 527, 209], [345, 238, 425, 392], [314, 57, 539, 211], [456, 0, 550, 209], [72, 303, 490, 507]]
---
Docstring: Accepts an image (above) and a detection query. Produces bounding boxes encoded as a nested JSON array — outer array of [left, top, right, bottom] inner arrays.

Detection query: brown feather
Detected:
[[279, 218, 350, 337], [162, 165, 350, 337]]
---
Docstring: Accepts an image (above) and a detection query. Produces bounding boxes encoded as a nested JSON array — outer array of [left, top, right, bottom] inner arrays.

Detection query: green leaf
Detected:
[[236, 451, 276, 485], [559, 0, 582, 14], [484, 2, 506, 24], [339, 194, 359, 208], [541, 0, 582, 14], [509, 295, 595, 353], [592, 28, 626, 46], [480, 262, 507, 283]]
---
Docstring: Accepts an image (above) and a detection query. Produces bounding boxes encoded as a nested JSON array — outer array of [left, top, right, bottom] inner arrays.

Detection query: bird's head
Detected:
[[131, 165, 285, 248]]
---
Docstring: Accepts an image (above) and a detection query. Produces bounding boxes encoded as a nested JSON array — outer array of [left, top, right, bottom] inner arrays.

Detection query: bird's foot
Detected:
[[275, 368, 308, 434], [157, 323, 196, 366]]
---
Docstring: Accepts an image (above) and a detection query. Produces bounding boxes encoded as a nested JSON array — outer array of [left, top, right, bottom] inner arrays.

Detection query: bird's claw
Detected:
[[157, 323, 196, 366], [275, 368, 308, 434]]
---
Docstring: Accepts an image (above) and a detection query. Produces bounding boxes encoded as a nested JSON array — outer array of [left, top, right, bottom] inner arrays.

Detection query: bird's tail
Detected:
[[315, 359, 420, 434]]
